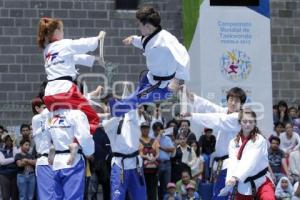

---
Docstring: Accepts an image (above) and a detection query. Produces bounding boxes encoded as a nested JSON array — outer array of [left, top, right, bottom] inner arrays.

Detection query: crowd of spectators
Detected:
[[2, 100, 300, 200]]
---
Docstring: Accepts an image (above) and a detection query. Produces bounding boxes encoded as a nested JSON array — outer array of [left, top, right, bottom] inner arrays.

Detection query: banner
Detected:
[[187, 0, 273, 136]]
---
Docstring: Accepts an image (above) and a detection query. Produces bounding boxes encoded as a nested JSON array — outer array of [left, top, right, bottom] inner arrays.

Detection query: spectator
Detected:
[[166, 119, 179, 143], [152, 104, 166, 125], [0, 133, 19, 200], [138, 105, 152, 124], [178, 120, 196, 145], [88, 127, 112, 200], [270, 122, 285, 139], [153, 121, 175, 200], [280, 123, 300, 156], [166, 119, 179, 130], [163, 182, 180, 200], [289, 146, 300, 184], [184, 183, 200, 200], [15, 139, 36, 200], [198, 128, 216, 181], [139, 121, 159, 200], [276, 101, 292, 125], [293, 118, 300, 135], [268, 136, 290, 184], [275, 177, 293, 200], [176, 170, 197, 198], [190, 141, 204, 183], [289, 107, 299, 121], [15, 124, 31, 147], [16, 124, 36, 156], [171, 134, 197, 183]]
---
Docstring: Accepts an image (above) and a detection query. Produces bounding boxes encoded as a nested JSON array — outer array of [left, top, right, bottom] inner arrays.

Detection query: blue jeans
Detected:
[[17, 173, 36, 200], [203, 154, 211, 180], [158, 160, 171, 200]]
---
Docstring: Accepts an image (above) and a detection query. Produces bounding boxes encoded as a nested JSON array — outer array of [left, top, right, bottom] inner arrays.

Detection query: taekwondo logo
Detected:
[[45, 52, 64, 68], [220, 49, 252, 82], [48, 115, 70, 128], [45, 52, 59, 62]]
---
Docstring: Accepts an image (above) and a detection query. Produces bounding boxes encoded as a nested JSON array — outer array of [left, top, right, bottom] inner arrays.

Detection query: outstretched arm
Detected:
[[67, 31, 104, 54], [185, 112, 240, 133], [123, 35, 143, 49], [73, 54, 95, 67]]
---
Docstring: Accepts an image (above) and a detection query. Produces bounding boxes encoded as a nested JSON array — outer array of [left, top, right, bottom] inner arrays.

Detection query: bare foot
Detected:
[[89, 85, 103, 98]]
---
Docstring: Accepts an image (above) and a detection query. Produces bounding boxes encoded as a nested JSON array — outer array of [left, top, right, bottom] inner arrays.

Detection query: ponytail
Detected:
[[37, 17, 63, 49]]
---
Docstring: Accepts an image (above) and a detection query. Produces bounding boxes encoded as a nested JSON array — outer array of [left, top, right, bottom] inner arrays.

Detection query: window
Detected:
[[210, 0, 259, 6], [115, 0, 139, 10]]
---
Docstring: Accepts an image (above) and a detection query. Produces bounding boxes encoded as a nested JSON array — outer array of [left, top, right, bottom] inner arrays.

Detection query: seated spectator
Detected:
[[270, 122, 285, 140], [184, 183, 200, 200], [190, 141, 204, 183], [176, 170, 197, 198], [139, 121, 159, 200], [275, 177, 293, 200], [280, 123, 300, 156], [277, 100, 292, 125], [289, 107, 299, 121], [268, 136, 290, 184], [0, 133, 18, 200], [178, 119, 196, 145], [289, 146, 300, 184], [163, 182, 180, 200], [293, 118, 300, 135], [15, 139, 36, 200], [198, 128, 216, 181], [171, 134, 197, 183]]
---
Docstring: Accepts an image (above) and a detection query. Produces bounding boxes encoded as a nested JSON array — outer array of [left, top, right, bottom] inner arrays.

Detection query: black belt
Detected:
[[245, 167, 268, 200], [231, 167, 268, 200], [153, 73, 176, 81], [55, 149, 83, 155], [36, 153, 49, 158], [112, 151, 144, 185], [136, 72, 176, 98], [214, 155, 229, 162], [211, 155, 229, 182], [49, 76, 73, 82]]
